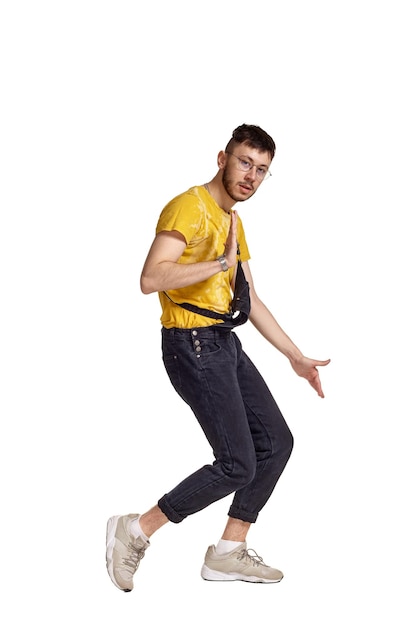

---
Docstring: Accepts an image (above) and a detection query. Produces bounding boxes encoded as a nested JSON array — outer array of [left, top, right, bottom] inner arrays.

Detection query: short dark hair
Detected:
[[225, 124, 276, 161]]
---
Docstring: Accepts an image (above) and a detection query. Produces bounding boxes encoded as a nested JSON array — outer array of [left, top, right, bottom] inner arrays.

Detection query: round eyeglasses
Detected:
[[225, 151, 272, 181]]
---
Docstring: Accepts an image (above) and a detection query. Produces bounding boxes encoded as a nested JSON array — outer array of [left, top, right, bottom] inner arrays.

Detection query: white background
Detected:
[[1, 1, 416, 623]]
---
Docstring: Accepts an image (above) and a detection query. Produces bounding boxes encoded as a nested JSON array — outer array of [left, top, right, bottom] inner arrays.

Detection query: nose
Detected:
[[244, 166, 257, 182]]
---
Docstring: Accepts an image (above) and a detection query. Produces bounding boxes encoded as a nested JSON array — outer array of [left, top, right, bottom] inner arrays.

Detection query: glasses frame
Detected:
[[225, 151, 272, 181]]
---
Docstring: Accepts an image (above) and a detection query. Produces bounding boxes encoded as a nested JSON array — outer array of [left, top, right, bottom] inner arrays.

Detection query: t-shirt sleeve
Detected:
[[156, 193, 203, 244]]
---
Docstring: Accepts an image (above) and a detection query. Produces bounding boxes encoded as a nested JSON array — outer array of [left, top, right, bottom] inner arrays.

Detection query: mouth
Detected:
[[239, 183, 253, 194]]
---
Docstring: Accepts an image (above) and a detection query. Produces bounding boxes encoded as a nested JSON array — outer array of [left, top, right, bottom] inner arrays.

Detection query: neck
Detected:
[[204, 174, 236, 213]]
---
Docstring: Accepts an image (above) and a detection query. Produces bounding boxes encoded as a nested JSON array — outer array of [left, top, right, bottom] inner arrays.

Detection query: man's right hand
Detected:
[[224, 210, 238, 268]]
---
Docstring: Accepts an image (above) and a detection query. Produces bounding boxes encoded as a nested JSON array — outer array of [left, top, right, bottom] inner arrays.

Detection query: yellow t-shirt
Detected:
[[156, 185, 250, 328]]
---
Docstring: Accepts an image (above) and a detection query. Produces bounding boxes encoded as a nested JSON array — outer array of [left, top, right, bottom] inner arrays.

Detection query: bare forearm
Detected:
[[249, 297, 303, 363], [140, 259, 224, 294], [249, 294, 330, 397]]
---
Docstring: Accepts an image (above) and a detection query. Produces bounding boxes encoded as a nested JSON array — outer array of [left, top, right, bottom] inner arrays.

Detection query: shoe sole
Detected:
[[106, 515, 131, 591], [201, 564, 283, 583]]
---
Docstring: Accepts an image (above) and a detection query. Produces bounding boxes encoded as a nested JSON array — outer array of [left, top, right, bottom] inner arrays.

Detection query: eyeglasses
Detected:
[[225, 151, 272, 181]]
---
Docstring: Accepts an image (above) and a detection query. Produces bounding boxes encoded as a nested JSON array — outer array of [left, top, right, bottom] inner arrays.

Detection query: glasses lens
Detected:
[[259, 169, 271, 180], [237, 158, 250, 172], [228, 153, 271, 180]]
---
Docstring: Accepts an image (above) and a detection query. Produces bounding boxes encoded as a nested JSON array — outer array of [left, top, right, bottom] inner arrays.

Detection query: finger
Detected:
[[314, 358, 331, 367], [309, 370, 325, 398], [311, 379, 324, 398]]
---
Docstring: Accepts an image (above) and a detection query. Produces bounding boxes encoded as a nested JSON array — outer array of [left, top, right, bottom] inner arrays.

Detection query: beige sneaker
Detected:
[[106, 514, 150, 592], [201, 542, 283, 583]]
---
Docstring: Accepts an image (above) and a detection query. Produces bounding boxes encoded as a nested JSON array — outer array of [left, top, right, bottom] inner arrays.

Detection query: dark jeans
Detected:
[[158, 326, 294, 524]]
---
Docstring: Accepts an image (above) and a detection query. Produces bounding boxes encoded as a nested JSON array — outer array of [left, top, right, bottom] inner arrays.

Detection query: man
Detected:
[[106, 124, 330, 592]]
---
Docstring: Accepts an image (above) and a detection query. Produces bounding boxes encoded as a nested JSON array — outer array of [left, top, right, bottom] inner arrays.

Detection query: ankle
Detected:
[[129, 516, 149, 542], [139, 506, 169, 537], [215, 539, 244, 555]]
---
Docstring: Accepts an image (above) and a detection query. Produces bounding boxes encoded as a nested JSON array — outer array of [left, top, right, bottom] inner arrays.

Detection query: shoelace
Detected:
[[237, 548, 265, 568], [122, 542, 146, 574]]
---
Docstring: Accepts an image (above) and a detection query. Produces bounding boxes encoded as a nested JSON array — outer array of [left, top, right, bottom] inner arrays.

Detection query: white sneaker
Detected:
[[201, 542, 283, 583], [106, 514, 150, 592]]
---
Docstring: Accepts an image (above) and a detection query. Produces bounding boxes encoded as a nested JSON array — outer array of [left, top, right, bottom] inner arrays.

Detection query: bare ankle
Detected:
[[139, 506, 169, 537]]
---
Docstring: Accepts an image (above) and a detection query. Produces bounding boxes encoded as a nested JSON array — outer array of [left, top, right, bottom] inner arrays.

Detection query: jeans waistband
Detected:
[[162, 325, 232, 341]]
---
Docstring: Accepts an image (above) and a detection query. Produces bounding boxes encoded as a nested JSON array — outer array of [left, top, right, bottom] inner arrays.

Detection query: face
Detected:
[[220, 146, 272, 203]]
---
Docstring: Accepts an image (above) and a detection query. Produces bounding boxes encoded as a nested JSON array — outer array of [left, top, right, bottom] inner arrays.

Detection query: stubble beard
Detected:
[[222, 166, 255, 203]]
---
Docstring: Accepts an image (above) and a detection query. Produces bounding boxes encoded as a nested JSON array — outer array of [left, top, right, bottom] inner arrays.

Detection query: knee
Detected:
[[269, 427, 294, 468], [220, 452, 257, 490], [284, 430, 294, 459]]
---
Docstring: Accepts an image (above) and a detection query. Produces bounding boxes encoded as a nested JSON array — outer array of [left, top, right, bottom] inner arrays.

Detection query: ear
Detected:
[[217, 150, 227, 170]]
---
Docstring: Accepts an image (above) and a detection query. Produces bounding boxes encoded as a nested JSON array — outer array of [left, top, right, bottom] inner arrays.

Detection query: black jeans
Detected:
[[158, 326, 294, 524]]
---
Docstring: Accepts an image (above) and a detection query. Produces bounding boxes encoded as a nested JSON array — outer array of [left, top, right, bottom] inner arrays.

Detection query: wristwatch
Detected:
[[216, 254, 228, 272]]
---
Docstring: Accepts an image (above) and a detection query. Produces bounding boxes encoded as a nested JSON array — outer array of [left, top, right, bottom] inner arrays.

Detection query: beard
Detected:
[[222, 164, 255, 203]]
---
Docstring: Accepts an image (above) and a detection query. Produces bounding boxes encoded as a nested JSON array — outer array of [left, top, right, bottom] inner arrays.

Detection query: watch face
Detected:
[[218, 256, 228, 271]]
